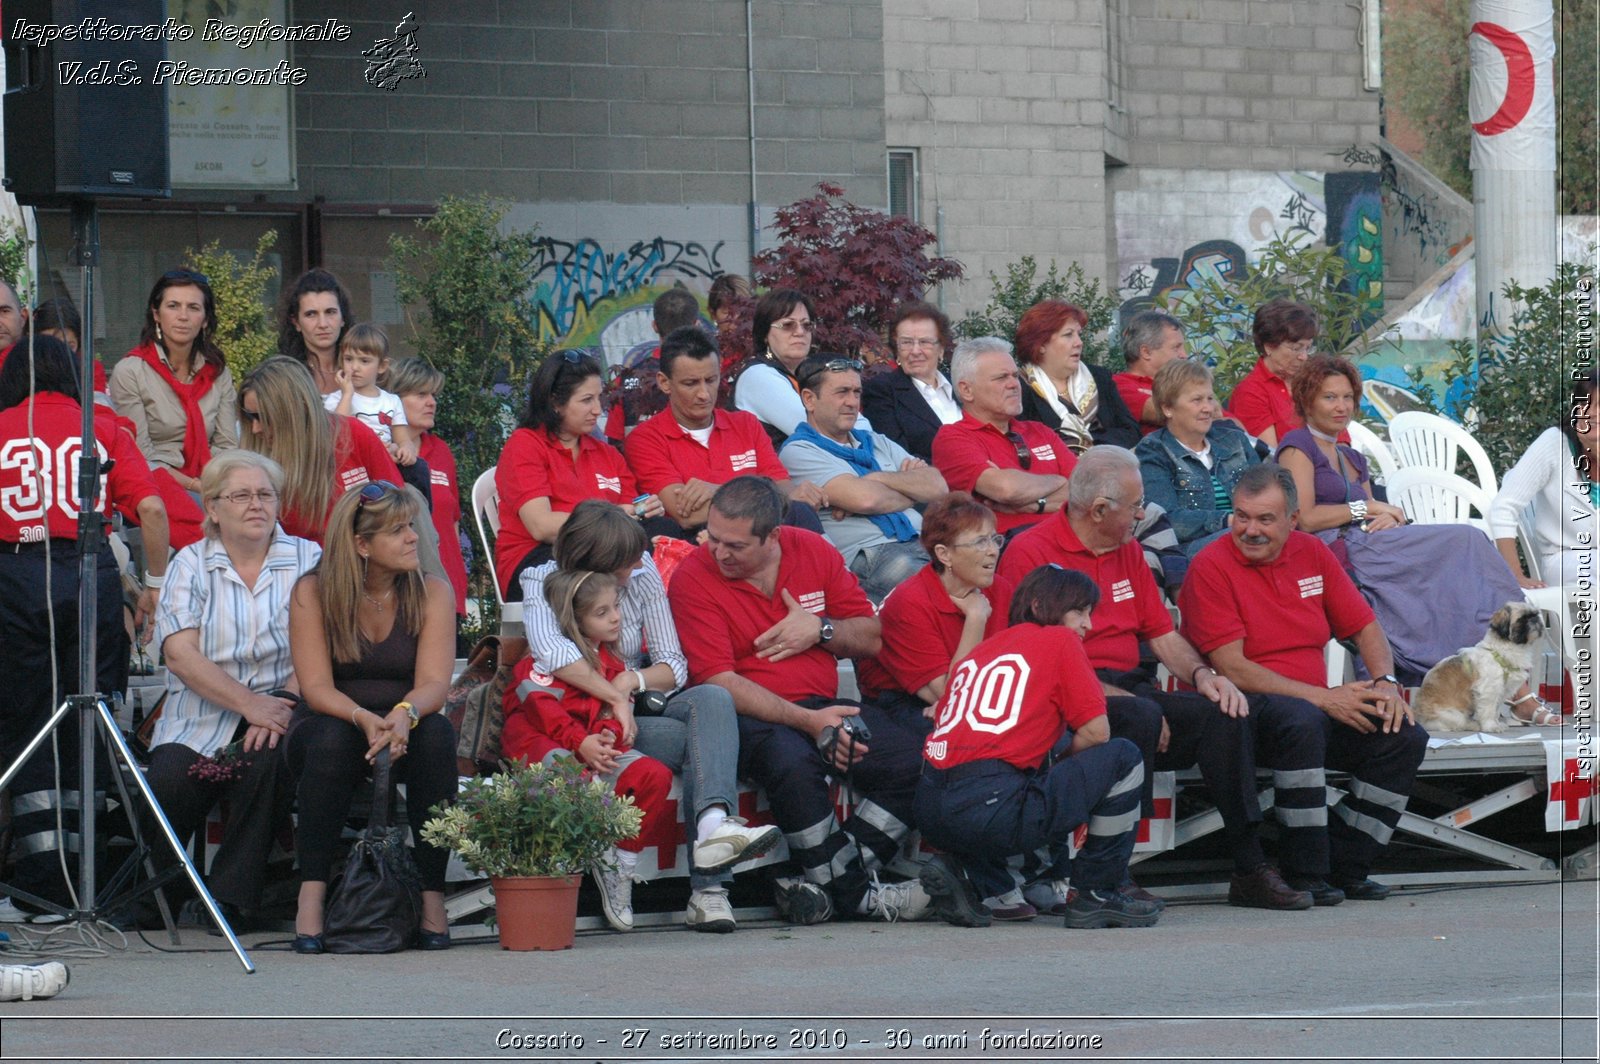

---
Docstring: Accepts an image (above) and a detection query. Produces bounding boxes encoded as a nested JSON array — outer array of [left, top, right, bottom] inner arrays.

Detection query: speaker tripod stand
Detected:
[[0, 199, 252, 973]]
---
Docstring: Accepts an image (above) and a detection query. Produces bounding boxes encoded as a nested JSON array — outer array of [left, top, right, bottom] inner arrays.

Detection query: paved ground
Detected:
[[0, 879, 1595, 1063]]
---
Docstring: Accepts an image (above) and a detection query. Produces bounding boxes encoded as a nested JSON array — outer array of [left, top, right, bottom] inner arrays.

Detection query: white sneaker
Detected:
[[691, 818, 783, 874], [1022, 878, 1072, 916], [684, 887, 737, 933], [0, 962, 70, 1002], [772, 876, 835, 925], [0, 896, 27, 923], [591, 861, 635, 931], [858, 875, 933, 922]]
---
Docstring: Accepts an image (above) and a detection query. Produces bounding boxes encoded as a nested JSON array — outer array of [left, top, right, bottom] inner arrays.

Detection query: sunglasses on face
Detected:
[[773, 318, 817, 335], [1005, 430, 1033, 470]]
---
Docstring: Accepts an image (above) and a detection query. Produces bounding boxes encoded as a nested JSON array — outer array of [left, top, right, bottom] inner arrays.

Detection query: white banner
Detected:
[[1543, 736, 1597, 831], [1469, 0, 1556, 172]]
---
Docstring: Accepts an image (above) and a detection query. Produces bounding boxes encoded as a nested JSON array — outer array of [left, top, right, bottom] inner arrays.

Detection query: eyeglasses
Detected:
[[951, 534, 1005, 552], [1004, 430, 1033, 470], [798, 358, 863, 391], [217, 489, 278, 506], [161, 268, 210, 287], [241, 408, 262, 423], [895, 338, 940, 351], [358, 481, 402, 507], [772, 317, 817, 335], [1284, 340, 1316, 356], [1101, 494, 1147, 513]]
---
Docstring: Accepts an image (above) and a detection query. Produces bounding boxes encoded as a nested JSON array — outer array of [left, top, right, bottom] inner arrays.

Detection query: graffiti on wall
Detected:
[[1325, 170, 1384, 315], [528, 236, 726, 364], [1117, 239, 1252, 364]]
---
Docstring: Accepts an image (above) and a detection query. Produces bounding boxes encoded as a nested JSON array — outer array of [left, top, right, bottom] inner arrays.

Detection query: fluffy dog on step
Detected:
[[1412, 602, 1545, 733]]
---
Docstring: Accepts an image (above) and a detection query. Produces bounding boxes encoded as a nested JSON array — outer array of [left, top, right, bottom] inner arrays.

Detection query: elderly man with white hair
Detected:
[[930, 337, 1075, 538]]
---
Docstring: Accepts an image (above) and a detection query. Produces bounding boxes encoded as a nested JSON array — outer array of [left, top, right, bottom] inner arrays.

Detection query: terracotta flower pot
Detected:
[[491, 874, 581, 951]]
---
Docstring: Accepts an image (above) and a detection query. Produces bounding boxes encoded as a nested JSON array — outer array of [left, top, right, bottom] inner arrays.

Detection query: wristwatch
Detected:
[[818, 617, 836, 645], [1035, 497, 1047, 514], [1374, 674, 1400, 687], [395, 700, 419, 729]]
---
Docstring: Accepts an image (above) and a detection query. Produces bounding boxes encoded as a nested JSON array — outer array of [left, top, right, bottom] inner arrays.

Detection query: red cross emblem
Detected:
[[1550, 758, 1598, 824]]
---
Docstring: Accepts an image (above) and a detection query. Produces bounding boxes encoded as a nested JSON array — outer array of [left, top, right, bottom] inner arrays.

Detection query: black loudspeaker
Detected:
[[3, 0, 171, 204]]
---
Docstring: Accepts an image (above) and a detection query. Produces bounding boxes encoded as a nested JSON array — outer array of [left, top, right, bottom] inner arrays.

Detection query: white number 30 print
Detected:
[[0, 438, 105, 523], [930, 653, 1031, 739]]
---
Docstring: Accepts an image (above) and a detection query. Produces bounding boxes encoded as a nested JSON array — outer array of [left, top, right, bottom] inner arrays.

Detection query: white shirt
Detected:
[[520, 554, 689, 690], [1488, 426, 1597, 587], [151, 528, 323, 756], [911, 372, 962, 424], [323, 387, 407, 444]]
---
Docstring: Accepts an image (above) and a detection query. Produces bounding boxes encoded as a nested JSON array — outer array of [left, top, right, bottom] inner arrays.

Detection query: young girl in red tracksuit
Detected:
[[501, 569, 670, 932]]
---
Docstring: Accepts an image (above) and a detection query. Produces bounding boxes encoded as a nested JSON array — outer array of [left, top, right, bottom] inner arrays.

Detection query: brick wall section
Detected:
[[289, 1, 885, 210]]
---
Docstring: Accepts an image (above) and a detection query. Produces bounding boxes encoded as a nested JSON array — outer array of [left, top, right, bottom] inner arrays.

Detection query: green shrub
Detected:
[[184, 231, 279, 381], [955, 256, 1119, 366]]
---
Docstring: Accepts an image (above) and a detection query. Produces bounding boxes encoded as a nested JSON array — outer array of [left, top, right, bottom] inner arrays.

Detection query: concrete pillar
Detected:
[[1469, 0, 1557, 338]]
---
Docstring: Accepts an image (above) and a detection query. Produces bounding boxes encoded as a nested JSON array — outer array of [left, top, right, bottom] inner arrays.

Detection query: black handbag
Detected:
[[323, 749, 423, 954]]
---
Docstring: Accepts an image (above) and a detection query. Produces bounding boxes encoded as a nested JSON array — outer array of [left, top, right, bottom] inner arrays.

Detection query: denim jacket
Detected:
[[1135, 422, 1260, 547]]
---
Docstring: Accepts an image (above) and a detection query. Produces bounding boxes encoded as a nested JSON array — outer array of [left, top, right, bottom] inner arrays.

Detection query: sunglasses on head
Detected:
[[1005, 430, 1033, 470], [798, 358, 863, 392], [358, 481, 402, 507]]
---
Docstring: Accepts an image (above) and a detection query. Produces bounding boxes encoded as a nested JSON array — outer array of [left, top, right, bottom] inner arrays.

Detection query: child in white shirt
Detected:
[[324, 323, 419, 463]]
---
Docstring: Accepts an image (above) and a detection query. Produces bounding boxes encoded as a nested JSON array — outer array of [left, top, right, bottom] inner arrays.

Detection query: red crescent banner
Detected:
[[1469, 21, 1537, 136]]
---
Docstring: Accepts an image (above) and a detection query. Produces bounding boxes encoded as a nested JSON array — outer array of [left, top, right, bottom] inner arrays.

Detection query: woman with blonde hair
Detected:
[[236, 356, 401, 543], [287, 482, 458, 953], [148, 449, 321, 924]]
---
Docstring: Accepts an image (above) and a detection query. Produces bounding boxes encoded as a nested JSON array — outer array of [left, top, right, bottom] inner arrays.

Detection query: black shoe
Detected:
[[1063, 887, 1162, 929], [1284, 875, 1346, 907], [917, 854, 992, 928], [290, 933, 325, 955], [414, 929, 452, 951], [1116, 877, 1167, 913], [1333, 877, 1392, 901], [1228, 864, 1313, 911]]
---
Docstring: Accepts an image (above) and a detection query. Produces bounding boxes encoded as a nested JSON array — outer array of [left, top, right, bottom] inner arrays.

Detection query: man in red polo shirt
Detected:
[[999, 446, 1321, 910], [624, 328, 826, 532], [668, 476, 964, 927], [1180, 463, 1427, 902], [1114, 310, 1189, 437], [931, 337, 1073, 536]]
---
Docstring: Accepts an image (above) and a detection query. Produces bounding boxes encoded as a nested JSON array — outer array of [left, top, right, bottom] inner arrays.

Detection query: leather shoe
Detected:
[[1284, 875, 1346, 907], [414, 929, 452, 951], [1333, 877, 1392, 901], [290, 933, 325, 955], [1117, 878, 1166, 912], [1228, 864, 1312, 911]]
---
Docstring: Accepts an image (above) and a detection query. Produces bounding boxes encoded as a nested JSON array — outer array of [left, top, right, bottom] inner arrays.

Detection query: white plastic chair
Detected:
[[470, 466, 521, 629], [1388, 411, 1499, 495], [1382, 468, 1493, 532], [1344, 419, 1398, 484]]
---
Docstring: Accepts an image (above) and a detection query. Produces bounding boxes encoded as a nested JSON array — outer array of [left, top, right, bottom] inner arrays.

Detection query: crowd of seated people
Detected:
[[1, 274, 1566, 944]]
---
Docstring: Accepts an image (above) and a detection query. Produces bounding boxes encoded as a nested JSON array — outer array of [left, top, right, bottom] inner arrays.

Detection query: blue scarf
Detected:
[[785, 422, 919, 543]]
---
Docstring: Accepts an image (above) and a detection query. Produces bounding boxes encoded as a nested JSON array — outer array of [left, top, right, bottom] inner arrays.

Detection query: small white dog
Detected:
[[1412, 601, 1546, 733]]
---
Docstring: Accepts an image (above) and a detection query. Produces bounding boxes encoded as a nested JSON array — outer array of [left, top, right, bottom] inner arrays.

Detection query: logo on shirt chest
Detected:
[[729, 449, 758, 472], [1298, 575, 1324, 598], [1110, 579, 1135, 603], [1030, 444, 1056, 463], [429, 469, 450, 488], [595, 473, 622, 494], [797, 590, 827, 615], [339, 468, 369, 491]]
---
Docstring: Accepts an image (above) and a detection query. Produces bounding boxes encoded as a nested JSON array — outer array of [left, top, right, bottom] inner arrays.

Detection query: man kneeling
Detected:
[[915, 565, 1159, 929]]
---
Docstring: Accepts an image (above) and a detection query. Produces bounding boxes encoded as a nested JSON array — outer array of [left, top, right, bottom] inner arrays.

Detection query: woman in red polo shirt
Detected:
[[495, 350, 670, 599], [1226, 298, 1318, 448], [857, 492, 1010, 736]]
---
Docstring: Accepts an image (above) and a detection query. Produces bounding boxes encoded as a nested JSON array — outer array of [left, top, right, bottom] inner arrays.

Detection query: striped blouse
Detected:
[[520, 554, 690, 691], [151, 528, 322, 756]]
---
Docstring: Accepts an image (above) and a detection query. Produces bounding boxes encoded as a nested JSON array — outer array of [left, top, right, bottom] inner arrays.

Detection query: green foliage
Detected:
[[387, 196, 550, 636], [184, 231, 279, 380], [1165, 231, 1396, 398], [421, 757, 644, 878], [1420, 258, 1598, 471], [0, 222, 31, 302], [955, 256, 1120, 366], [1384, 0, 1596, 215]]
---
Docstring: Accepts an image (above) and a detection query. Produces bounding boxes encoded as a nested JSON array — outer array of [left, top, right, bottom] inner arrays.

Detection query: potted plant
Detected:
[[421, 757, 644, 950]]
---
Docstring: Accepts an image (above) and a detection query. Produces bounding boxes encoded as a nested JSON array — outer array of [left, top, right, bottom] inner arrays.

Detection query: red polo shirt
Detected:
[[856, 563, 1012, 699], [1179, 530, 1375, 688], [668, 526, 875, 703], [931, 414, 1076, 533], [0, 394, 158, 542], [418, 434, 467, 615], [1227, 358, 1300, 441], [998, 511, 1173, 672], [279, 415, 403, 543], [494, 427, 636, 593], [625, 407, 787, 495], [1113, 371, 1158, 436], [924, 623, 1105, 771]]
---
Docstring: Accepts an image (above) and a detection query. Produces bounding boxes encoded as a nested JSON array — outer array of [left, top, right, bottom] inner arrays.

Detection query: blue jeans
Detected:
[[631, 684, 741, 891], [850, 539, 930, 604]]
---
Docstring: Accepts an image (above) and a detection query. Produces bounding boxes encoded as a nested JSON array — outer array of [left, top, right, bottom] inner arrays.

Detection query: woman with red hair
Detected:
[[1015, 300, 1139, 452]]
